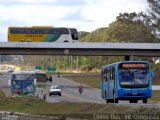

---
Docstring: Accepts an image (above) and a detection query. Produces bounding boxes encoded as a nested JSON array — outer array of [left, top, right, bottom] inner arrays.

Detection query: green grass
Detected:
[[0, 90, 5, 97], [152, 72, 160, 85], [0, 93, 160, 117], [149, 90, 160, 102], [0, 90, 159, 118], [0, 91, 132, 115]]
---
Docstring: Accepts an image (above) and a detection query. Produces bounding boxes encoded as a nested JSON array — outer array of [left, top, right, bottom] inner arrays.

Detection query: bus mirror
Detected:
[[73, 34, 78, 40], [78, 32, 81, 36], [34, 78, 37, 86]]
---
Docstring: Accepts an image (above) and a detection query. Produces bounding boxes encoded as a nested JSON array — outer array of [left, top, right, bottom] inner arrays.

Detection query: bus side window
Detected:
[[101, 70, 104, 80], [108, 69, 111, 80], [110, 68, 113, 80], [112, 67, 115, 81], [110, 67, 115, 80], [104, 69, 108, 81], [106, 69, 108, 81]]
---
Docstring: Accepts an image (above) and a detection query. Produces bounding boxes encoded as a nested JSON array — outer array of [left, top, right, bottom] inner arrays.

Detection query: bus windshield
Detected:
[[119, 68, 150, 88], [11, 74, 35, 94], [11, 74, 34, 81]]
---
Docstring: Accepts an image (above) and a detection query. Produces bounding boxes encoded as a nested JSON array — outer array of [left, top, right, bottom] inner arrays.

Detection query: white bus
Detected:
[[8, 26, 80, 42]]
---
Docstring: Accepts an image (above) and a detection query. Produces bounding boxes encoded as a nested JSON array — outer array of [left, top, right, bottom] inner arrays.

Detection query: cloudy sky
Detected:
[[0, 0, 148, 42]]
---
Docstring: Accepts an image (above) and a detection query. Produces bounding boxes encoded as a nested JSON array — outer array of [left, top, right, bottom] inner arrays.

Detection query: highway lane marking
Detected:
[[62, 92, 99, 103]]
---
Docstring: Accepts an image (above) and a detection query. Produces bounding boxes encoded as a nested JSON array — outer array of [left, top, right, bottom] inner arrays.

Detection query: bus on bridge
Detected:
[[101, 61, 153, 103], [8, 26, 79, 42]]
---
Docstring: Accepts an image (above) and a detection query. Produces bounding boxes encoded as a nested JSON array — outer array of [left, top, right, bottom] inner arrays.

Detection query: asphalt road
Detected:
[[46, 75, 104, 103], [0, 73, 104, 103], [1, 72, 160, 106]]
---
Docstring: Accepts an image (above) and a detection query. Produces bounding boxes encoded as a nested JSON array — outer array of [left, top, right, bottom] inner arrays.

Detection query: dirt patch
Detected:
[[153, 72, 160, 85]]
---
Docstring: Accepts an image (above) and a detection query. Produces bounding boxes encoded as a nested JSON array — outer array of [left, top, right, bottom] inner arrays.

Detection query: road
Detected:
[[0, 73, 104, 103], [0, 73, 160, 105], [46, 75, 104, 103]]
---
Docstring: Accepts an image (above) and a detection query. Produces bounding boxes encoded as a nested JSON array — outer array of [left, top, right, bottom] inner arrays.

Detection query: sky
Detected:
[[0, 0, 148, 42]]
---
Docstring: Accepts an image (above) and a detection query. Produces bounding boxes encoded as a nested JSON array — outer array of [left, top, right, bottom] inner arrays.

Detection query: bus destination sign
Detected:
[[122, 64, 146, 68]]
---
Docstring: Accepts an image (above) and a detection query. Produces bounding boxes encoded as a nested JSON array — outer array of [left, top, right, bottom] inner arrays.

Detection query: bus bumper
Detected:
[[117, 88, 151, 100]]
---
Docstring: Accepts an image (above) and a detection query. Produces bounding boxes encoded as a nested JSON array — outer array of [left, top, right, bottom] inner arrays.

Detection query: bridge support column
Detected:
[[125, 55, 134, 61]]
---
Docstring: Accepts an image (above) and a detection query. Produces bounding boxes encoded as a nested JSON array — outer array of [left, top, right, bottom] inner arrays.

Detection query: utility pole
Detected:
[[70, 56, 72, 73], [76, 56, 79, 73], [0, 55, 1, 65]]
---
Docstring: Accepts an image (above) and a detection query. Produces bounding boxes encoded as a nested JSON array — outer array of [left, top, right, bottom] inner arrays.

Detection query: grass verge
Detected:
[[0, 91, 159, 119], [150, 90, 160, 102]]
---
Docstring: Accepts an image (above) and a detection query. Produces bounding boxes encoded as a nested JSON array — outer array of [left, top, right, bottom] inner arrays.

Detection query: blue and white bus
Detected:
[[8, 70, 47, 97], [101, 61, 153, 103]]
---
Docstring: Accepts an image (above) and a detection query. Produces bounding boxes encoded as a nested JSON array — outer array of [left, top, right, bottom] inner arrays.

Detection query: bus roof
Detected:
[[12, 71, 35, 75], [9, 26, 54, 28], [12, 70, 46, 75]]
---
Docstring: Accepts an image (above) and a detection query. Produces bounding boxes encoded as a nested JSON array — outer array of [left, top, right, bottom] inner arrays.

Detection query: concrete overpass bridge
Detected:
[[0, 42, 160, 59]]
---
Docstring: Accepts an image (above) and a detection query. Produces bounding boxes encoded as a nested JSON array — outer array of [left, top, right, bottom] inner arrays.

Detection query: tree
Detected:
[[111, 12, 155, 43], [147, 0, 160, 39], [82, 12, 155, 43]]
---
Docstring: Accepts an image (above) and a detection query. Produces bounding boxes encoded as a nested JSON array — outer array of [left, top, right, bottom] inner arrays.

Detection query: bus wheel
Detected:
[[133, 100, 137, 103], [106, 99, 109, 103], [115, 99, 119, 103], [105, 96, 110, 103], [129, 100, 133, 103], [106, 99, 112, 103], [101, 92, 104, 98], [105, 91, 109, 103], [110, 99, 114, 103], [143, 99, 147, 103]]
